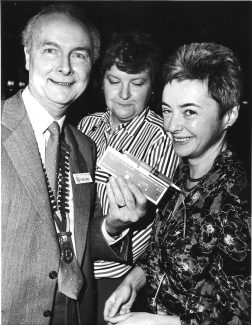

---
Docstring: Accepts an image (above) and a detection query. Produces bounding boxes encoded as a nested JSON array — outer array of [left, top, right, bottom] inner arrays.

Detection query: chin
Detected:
[[174, 147, 192, 158], [50, 94, 73, 104]]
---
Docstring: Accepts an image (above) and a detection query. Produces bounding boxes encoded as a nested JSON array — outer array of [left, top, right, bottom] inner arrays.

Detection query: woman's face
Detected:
[[162, 79, 228, 162], [103, 65, 152, 126]]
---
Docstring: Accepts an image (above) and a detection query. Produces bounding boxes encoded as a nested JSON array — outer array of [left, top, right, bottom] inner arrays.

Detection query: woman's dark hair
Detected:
[[101, 30, 161, 88], [163, 42, 243, 116]]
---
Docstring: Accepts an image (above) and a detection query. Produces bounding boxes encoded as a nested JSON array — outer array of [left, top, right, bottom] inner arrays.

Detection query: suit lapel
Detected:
[[64, 125, 91, 265], [2, 93, 57, 240]]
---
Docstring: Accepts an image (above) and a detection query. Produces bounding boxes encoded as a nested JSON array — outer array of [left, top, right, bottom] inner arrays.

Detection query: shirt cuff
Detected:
[[101, 219, 129, 245]]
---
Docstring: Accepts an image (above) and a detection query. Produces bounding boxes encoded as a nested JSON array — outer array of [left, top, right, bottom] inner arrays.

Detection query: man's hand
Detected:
[[105, 176, 147, 235]]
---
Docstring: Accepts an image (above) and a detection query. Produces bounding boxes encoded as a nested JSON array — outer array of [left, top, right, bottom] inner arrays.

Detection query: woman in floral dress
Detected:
[[104, 42, 251, 325]]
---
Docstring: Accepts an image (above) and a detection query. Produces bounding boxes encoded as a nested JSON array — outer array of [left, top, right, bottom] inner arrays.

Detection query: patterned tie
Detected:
[[45, 121, 60, 197], [45, 124, 84, 300], [55, 139, 84, 300], [57, 232, 84, 300]]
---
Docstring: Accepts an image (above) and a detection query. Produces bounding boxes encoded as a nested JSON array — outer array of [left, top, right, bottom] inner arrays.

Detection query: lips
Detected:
[[115, 101, 132, 107], [50, 79, 74, 86], [173, 136, 193, 143]]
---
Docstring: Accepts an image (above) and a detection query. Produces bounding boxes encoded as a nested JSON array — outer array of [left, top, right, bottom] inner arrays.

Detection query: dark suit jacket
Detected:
[[1, 91, 125, 325]]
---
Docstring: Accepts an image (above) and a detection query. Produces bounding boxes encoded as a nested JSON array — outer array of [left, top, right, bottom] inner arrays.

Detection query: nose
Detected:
[[119, 83, 130, 100], [58, 55, 73, 76], [164, 111, 183, 134]]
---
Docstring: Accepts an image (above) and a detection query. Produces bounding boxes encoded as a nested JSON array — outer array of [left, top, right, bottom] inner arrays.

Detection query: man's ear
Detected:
[[222, 106, 239, 130], [24, 47, 30, 71]]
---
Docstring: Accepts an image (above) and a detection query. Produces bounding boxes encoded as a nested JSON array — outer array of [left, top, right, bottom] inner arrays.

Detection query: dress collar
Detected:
[[101, 107, 149, 136], [22, 86, 66, 134]]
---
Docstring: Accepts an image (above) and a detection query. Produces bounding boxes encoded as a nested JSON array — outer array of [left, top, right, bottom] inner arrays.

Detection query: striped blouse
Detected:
[[78, 108, 180, 278]]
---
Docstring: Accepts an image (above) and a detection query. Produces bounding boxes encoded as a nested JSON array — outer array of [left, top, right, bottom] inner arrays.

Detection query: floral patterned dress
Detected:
[[139, 149, 251, 324]]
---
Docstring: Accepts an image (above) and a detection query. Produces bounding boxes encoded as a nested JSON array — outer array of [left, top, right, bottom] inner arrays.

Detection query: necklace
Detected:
[[184, 171, 206, 192], [187, 173, 208, 183], [184, 168, 210, 192]]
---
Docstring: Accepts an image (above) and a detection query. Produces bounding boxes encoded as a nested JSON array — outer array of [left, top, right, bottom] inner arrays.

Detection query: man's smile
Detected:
[[49, 79, 74, 86]]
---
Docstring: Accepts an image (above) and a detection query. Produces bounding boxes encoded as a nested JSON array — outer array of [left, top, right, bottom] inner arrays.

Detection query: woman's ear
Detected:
[[222, 105, 239, 130]]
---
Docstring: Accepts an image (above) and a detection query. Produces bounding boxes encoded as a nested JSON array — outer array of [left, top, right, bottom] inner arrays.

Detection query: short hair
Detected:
[[101, 31, 161, 87], [21, 3, 100, 63], [163, 42, 243, 116]]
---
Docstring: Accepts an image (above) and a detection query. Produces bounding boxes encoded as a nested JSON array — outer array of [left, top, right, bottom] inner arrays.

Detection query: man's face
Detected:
[[103, 65, 152, 127], [25, 13, 92, 119]]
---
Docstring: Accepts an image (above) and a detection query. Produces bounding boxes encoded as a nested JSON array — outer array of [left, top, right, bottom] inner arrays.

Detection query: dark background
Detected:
[[1, 1, 251, 175]]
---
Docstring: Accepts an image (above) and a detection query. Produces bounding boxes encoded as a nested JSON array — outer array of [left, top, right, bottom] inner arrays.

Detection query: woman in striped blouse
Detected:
[[78, 31, 180, 325]]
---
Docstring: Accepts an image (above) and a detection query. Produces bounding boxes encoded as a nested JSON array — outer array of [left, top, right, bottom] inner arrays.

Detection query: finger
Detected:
[[104, 296, 124, 319], [127, 181, 147, 206], [108, 298, 125, 318], [119, 306, 130, 315], [106, 181, 122, 213], [127, 182, 147, 215], [115, 177, 136, 208], [106, 313, 131, 323], [109, 176, 127, 207], [104, 298, 113, 320]]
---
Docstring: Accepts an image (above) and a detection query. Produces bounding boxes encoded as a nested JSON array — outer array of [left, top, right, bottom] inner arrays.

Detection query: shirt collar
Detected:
[[101, 107, 149, 135], [125, 107, 149, 135], [22, 86, 66, 134]]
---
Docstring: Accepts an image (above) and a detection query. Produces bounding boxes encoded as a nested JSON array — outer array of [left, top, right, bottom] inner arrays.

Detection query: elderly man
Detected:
[[1, 3, 146, 325]]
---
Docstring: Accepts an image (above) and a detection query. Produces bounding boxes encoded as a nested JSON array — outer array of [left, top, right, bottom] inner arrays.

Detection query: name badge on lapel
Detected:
[[73, 173, 93, 184]]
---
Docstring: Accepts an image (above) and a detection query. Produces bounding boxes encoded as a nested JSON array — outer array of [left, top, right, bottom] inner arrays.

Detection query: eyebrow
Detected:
[[106, 74, 119, 78], [161, 102, 171, 108], [40, 41, 59, 48], [161, 102, 202, 108], [180, 103, 202, 108], [41, 41, 91, 54], [73, 47, 91, 53]]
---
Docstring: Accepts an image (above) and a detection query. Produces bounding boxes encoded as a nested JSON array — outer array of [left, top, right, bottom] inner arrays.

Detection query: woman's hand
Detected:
[[104, 281, 136, 320], [106, 312, 151, 325], [104, 267, 146, 320], [105, 312, 181, 325]]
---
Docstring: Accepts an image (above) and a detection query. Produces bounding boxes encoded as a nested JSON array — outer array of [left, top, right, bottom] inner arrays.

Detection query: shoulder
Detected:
[[78, 112, 105, 131], [195, 149, 250, 209], [2, 91, 22, 106], [80, 112, 104, 122], [144, 110, 173, 147], [2, 91, 24, 120], [145, 110, 164, 128], [220, 150, 249, 200], [218, 149, 248, 183], [68, 124, 95, 149], [2, 91, 26, 139], [143, 110, 168, 139], [67, 124, 97, 171], [84, 112, 104, 119]]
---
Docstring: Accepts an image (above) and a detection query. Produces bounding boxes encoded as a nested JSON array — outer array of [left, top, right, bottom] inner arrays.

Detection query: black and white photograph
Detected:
[[1, 1, 251, 325]]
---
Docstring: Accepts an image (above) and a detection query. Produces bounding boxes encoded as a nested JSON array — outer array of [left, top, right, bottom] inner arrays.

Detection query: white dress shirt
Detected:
[[22, 87, 120, 256], [22, 87, 77, 254]]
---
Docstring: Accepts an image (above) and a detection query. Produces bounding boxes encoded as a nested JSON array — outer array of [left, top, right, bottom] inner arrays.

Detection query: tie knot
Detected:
[[48, 121, 60, 136]]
